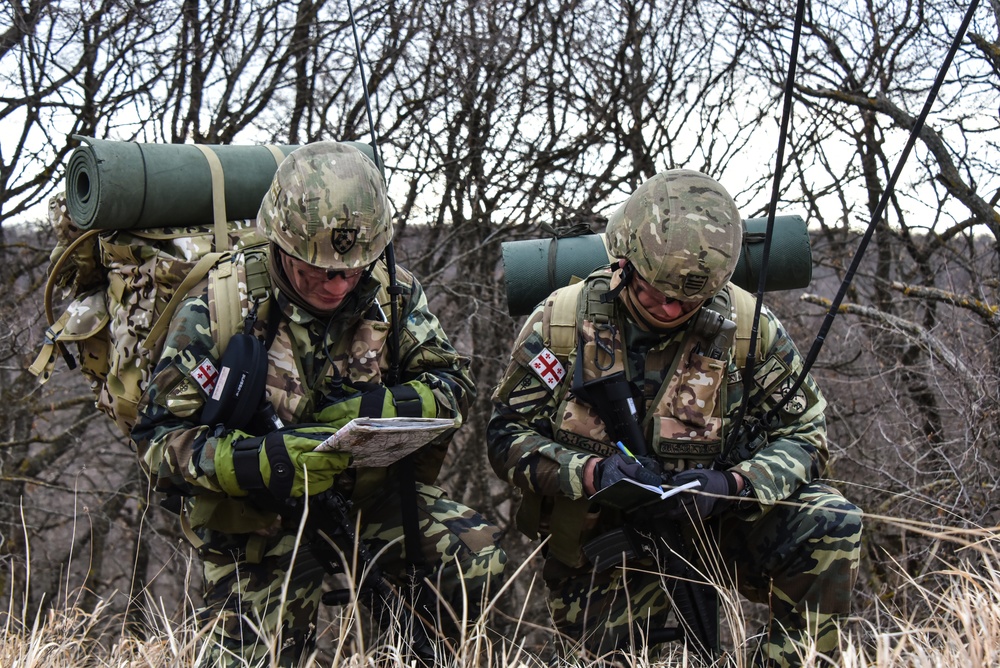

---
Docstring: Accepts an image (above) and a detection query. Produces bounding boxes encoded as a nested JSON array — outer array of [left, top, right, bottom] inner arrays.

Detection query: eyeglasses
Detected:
[[281, 252, 368, 283], [631, 272, 674, 305], [627, 267, 704, 315]]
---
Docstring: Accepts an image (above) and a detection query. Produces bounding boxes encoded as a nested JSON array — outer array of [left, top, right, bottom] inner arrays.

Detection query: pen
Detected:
[[616, 441, 639, 462]]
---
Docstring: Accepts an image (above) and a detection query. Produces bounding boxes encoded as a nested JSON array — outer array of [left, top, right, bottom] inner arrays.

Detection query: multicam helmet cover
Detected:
[[605, 169, 743, 302], [257, 141, 392, 270]]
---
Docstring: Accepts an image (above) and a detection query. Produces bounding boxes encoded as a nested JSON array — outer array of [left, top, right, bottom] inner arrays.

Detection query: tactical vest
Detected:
[[518, 270, 760, 567], [234, 266, 398, 426], [187, 258, 414, 534]]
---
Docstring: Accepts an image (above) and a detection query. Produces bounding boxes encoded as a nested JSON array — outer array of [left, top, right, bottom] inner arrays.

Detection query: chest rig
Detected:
[[519, 271, 759, 566], [207, 259, 398, 427], [543, 270, 757, 469]]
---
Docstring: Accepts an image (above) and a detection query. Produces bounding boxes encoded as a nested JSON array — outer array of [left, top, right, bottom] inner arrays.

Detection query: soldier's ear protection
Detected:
[[200, 333, 269, 431]]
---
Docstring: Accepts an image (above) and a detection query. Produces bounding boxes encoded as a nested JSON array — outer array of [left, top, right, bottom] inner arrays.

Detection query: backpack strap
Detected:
[[209, 259, 243, 354], [193, 145, 231, 252], [581, 273, 615, 328], [199, 243, 272, 356], [724, 283, 760, 367], [543, 280, 584, 357], [141, 250, 230, 351], [542, 271, 616, 359], [699, 283, 760, 367]]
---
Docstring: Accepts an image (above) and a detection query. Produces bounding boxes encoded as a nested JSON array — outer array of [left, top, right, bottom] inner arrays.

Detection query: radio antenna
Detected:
[[347, 0, 384, 175], [345, 0, 426, 603]]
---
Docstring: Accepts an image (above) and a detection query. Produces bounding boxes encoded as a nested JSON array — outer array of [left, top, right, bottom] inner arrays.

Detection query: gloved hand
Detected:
[[215, 426, 351, 499], [594, 452, 663, 492], [659, 469, 738, 521], [315, 381, 437, 424]]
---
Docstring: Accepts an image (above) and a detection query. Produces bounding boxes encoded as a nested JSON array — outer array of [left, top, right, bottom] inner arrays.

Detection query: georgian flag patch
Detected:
[[191, 357, 220, 395], [529, 348, 566, 390]]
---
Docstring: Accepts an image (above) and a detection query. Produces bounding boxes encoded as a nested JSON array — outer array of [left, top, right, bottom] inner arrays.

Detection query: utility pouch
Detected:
[[573, 370, 648, 456], [516, 491, 599, 568], [199, 332, 273, 432], [649, 336, 727, 459]]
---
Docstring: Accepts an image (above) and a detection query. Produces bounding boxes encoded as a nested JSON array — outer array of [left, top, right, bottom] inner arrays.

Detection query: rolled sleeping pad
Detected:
[[732, 215, 813, 295], [502, 215, 812, 317], [63, 137, 380, 230]]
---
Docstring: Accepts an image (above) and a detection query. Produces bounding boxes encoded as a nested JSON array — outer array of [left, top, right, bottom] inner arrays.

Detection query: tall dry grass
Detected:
[[3, 505, 999, 667]]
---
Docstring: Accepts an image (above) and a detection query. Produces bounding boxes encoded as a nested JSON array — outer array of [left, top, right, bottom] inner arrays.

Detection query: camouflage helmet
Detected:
[[605, 169, 742, 302], [257, 141, 392, 270]]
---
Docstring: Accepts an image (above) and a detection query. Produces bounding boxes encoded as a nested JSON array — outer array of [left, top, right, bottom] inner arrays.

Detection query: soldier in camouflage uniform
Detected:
[[132, 142, 506, 666], [488, 170, 861, 667]]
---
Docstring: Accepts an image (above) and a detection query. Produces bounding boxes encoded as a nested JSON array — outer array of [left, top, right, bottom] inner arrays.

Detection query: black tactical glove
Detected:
[[594, 452, 663, 492], [659, 468, 738, 521]]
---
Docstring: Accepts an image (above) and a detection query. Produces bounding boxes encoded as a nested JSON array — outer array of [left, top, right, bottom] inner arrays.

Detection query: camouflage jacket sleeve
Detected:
[[487, 306, 593, 500], [389, 273, 477, 482], [130, 295, 227, 496], [393, 273, 476, 420], [726, 304, 828, 514]]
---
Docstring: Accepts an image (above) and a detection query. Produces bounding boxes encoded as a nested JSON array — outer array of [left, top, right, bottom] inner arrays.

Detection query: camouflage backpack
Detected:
[[29, 194, 268, 440]]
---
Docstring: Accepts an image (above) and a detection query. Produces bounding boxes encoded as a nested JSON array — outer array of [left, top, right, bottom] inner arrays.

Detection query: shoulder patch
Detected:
[[528, 347, 566, 390], [503, 371, 551, 413], [190, 357, 220, 395], [752, 356, 791, 397], [771, 376, 808, 416]]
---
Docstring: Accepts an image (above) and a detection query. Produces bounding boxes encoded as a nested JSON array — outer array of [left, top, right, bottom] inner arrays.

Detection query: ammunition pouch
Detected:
[[582, 526, 647, 572], [516, 490, 603, 568]]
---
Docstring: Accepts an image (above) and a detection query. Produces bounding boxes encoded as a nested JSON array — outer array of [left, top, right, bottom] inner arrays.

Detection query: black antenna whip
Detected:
[[347, 0, 402, 386], [757, 0, 982, 426], [348, 1, 384, 176], [722, 0, 807, 460], [346, 0, 429, 618]]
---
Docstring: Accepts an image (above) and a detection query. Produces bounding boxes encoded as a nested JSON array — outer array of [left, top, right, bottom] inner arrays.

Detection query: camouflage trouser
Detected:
[[543, 481, 862, 667], [194, 482, 506, 667]]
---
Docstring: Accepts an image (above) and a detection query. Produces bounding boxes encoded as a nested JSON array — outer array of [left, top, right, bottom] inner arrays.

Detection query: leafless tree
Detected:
[[733, 0, 1000, 612]]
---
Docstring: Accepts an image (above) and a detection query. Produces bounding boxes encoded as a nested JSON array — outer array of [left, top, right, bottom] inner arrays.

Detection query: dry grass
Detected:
[[4, 517, 1000, 668]]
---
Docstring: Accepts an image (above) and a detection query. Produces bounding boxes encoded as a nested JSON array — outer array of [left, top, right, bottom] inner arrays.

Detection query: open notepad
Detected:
[[589, 477, 701, 512], [314, 417, 458, 468]]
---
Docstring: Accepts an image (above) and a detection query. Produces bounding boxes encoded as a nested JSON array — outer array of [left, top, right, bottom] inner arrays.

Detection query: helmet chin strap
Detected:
[[608, 262, 705, 332], [600, 262, 634, 304]]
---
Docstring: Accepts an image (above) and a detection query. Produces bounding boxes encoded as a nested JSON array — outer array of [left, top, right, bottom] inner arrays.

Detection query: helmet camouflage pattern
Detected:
[[606, 169, 743, 301], [257, 141, 392, 269]]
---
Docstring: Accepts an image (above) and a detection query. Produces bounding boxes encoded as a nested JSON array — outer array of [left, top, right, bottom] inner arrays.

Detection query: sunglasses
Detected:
[[281, 251, 369, 283]]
